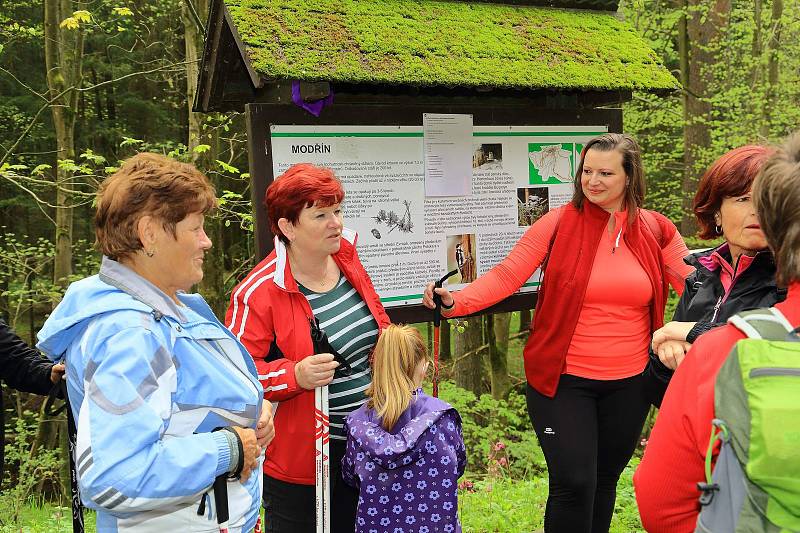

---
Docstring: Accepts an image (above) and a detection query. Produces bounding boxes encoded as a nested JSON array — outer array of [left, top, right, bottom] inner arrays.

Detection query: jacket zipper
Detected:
[[210, 336, 263, 403], [710, 296, 723, 323]]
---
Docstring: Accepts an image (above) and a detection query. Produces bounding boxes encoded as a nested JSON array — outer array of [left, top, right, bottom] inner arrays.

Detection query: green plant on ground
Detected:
[[1, 411, 62, 526], [435, 381, 545, 480], [458, 458, 644, 532], [0, 498, 96, 533]]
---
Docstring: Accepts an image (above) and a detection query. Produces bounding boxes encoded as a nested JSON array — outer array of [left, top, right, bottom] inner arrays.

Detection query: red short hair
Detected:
[[693, 145, 775, 240], [265, 164, 345, 243]]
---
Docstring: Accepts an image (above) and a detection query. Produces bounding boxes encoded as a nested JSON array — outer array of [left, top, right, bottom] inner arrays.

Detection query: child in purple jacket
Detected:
[[342, 325, 466, 533]]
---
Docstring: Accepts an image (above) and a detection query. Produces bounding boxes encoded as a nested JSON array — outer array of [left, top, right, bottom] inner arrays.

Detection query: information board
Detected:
[[270, 124, 607, 307]]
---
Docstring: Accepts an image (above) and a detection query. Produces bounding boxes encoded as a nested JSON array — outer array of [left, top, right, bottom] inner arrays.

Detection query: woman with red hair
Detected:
[[646, 145, 787, 406], [226, 164, 390, 533]]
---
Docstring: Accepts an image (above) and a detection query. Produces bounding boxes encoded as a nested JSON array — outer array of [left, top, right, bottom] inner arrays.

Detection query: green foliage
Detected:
[[0, 499, 96, 532], [0, 412, 62, 525], [622, 0, 800, 229], [458, 459, 645, 532], [435, 381, 545, 479], [0, 232, 101, 323]]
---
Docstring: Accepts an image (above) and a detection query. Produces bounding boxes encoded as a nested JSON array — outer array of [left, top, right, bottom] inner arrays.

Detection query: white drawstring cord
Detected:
[[612, 230, 622, 253]]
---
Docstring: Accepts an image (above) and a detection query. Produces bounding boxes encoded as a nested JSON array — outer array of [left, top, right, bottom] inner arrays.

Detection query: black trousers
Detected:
[[262, 439, 358, 533], [526, 373, 651, 533]]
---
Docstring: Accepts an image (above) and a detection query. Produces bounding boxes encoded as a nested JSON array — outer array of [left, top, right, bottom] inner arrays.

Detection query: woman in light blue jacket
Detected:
[[37, 153, 273, 532]]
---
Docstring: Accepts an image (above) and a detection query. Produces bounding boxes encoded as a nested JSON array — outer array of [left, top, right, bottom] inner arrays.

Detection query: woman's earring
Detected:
[[715, 225, 722, 235], [146, 249, 155, 257]]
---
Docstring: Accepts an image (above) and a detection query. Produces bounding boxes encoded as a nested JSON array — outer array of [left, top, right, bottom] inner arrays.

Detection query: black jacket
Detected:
[[673, 247, 786, 326], [648, 247, 787, 406], [1, 319, 54, 489]]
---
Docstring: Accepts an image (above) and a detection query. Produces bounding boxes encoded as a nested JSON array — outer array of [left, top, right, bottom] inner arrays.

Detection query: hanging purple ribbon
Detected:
[[291, 80, 334, 117]]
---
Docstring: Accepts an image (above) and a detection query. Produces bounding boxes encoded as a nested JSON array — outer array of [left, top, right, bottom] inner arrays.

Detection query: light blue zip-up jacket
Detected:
[[38, 258, 263, 532]]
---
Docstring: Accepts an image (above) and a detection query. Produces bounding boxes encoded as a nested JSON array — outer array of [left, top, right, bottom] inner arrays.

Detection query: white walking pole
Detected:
[[314, 385, 330, 533]]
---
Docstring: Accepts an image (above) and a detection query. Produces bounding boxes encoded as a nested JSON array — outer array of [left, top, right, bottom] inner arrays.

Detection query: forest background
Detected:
[[1, 0, 798, 530]]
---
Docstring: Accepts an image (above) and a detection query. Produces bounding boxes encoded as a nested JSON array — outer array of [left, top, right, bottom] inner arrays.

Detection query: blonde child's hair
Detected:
[[366, 324, 430, 431]]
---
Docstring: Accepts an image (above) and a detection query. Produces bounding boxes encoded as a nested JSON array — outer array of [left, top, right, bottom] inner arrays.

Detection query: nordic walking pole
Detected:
[[315, 385, 330, 533], [432, 269, 459, 398]]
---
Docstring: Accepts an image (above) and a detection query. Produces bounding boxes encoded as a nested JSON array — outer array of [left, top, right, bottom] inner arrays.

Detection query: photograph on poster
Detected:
[[528, 143, 574, 184], [446, 234, 477, 284], [473, 143, 503, 170], [517, 187, 550, 227]]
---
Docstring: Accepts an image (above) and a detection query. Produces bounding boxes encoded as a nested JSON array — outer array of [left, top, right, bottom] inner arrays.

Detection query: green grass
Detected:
[[0, 498, 96, 533], [459, 459, 644, 532]]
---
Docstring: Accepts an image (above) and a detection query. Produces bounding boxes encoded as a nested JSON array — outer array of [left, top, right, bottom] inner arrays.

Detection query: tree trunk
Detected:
[[752, 0, 762, 70], [453, 316, 483, 395], [762, 0, 782, 137], [183, 0, 227, 317], [487, 313, 511, 399], [680, 0, 730, 236], [518, 309, 531, 334], [44, 0, 83, 498], [45, 0, 83, 290]]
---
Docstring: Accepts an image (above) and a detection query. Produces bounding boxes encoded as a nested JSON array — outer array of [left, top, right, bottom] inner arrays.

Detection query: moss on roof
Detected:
[[225, 0, 677, 91]]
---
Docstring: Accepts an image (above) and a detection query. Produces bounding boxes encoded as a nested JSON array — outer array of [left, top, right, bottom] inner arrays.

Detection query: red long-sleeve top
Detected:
[[449, 207, 692, 380]]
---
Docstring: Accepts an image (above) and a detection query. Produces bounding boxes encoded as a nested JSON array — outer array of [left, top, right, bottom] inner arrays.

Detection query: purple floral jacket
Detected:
[[342, 391, 466, 533]]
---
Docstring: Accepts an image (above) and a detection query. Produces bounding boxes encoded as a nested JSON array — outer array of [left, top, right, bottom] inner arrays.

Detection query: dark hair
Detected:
[[753, 134, 800, 285], [572, 133, 644, 227], [265, 164, 345, 245], [95, 153, 216, 261], [693, 145, 775, 240]]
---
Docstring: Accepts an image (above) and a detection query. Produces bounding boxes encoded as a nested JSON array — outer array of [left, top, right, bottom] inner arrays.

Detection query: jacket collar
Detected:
[[688, 243, 774, 276], [98, 256, 188, 322], [273, 227, 358, 291]]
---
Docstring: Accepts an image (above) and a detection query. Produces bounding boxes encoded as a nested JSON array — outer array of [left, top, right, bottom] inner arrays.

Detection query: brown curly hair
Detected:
[[94, 153, 216, 261]]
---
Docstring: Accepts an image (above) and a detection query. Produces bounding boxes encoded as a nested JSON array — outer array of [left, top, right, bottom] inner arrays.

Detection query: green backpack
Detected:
[[695, 307, 800, 533]]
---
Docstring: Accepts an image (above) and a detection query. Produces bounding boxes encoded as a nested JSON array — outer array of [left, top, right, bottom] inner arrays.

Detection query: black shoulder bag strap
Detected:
[[45, 378, 84, 533]]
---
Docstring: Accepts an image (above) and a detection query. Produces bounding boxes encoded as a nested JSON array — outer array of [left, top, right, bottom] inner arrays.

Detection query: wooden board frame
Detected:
[[246, 99, 622, 323]]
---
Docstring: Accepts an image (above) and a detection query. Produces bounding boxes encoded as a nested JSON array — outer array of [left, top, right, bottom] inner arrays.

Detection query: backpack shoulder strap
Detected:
[[728, 307, 795, 340], [540, 208, 563, 273], [639, 209, 665, 248]]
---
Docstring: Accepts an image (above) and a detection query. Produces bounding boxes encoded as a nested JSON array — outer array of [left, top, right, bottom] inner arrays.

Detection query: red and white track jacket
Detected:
[[225, 229, 390, 485]]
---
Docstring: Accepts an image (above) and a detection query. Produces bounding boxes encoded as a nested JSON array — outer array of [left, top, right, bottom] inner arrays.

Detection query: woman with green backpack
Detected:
[[634, 132, 800, 532]]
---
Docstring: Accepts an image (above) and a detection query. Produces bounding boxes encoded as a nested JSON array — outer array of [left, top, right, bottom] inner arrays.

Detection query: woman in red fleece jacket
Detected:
[[423, 133, 693, 533], [635, 133, 800, 532]]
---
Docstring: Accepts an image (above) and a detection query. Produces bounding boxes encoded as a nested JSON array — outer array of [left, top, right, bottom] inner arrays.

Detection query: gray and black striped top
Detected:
[[299, 273, 379, 440]]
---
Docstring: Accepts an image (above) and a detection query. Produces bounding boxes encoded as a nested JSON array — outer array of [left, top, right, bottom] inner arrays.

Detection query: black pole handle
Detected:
[[433, 269, 459, 327]]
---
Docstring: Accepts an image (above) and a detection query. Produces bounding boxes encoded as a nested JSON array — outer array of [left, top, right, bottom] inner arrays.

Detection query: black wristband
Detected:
[[230, 428, 244, 478], [686, 321, 716, 344], [215, 427, 244, 478], [441, 298, 455, 310]]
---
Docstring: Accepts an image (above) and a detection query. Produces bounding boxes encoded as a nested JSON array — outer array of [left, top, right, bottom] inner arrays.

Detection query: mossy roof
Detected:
[[225, 0, 677, 92]]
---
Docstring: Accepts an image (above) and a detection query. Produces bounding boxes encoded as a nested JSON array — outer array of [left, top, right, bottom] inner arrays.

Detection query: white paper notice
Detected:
[[423, 113, 473, 197]]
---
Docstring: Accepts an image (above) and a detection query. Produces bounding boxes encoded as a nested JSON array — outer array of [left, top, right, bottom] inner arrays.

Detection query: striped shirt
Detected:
[[299, 274, 379, 439]]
